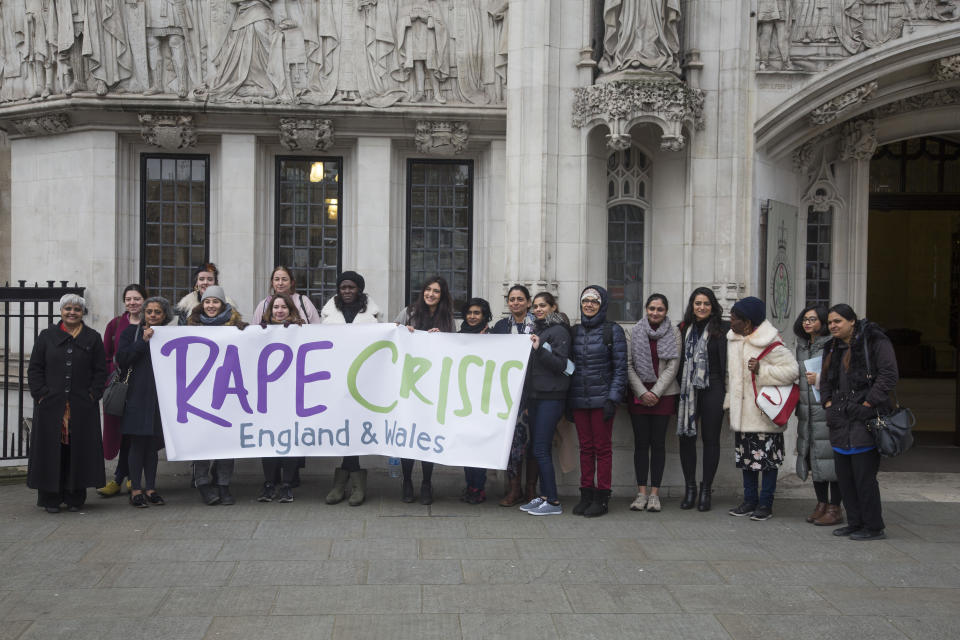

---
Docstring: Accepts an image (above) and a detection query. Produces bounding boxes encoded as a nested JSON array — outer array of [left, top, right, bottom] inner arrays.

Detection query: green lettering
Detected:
[[347, 340, 398, 413], [454, 355, 484, 418], [497, 360, 525, 419], [436, 356, 454, 425], [400, 354, 433, 405], [481, 360, 496, 414]]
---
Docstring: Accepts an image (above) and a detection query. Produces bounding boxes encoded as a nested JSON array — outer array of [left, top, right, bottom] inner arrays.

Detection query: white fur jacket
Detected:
[[724, 320, 799, 433], [320, 297, 383, 324]]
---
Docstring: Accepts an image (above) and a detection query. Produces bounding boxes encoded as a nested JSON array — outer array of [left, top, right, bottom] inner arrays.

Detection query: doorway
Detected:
[[867, 137, 960, 447]]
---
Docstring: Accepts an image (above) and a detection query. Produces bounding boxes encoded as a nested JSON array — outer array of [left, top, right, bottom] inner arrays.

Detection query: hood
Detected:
[[579, 284, 609, 328]]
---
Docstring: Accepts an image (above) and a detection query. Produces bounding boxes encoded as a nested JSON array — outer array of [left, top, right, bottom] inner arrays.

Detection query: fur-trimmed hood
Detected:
[[320, 296, 383, 324]]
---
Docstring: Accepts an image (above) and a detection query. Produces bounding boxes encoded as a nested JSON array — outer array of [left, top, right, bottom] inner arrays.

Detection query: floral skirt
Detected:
[[735, 432, 784, 471], [506, 408, 530, 477]]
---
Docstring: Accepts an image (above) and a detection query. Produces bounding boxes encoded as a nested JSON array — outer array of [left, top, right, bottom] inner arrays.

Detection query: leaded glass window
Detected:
[[406, 160, 473, 312], [275, 157, 342, 307], [606, 146, 649, 322], [140, 155, 209, 304], [805, 206, 832, 308]]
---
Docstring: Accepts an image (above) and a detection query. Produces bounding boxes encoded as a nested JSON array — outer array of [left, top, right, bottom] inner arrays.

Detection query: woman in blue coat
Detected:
[[116, 296, 172, 507], [568, 285, 627, 517]]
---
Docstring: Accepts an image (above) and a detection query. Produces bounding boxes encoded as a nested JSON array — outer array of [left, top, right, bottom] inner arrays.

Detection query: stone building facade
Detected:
[[1, 1, 959, 462]]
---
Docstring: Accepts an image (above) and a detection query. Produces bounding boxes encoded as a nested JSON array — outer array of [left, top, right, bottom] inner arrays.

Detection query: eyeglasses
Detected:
[[801, 317, 819, 324], [581, 299, 600, 305]]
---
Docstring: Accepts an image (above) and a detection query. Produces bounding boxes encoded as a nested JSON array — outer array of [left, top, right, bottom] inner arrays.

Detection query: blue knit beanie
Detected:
[[731, 296, 766, 327]]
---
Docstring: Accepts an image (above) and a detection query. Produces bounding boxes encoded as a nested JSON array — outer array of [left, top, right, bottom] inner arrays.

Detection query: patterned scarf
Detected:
[[676, 324, 711, 437], [631, 315, 678, 384], [510, 313, 536, 334], [199, 304, 234, 326]]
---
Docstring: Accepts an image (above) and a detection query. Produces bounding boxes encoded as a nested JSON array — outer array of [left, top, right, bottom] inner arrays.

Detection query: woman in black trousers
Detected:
[[676, 287, 728, 511]]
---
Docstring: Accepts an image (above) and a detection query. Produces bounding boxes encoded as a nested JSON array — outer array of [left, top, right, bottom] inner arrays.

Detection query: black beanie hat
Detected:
[[337, 271, 365, 293], [731, 296, 766, 327]]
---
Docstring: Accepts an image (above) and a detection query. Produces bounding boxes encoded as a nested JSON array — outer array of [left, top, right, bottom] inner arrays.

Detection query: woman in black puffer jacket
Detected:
[[518, 292, 571, 517], [568, 285, 627, 517], [820, 304, 898, 541]]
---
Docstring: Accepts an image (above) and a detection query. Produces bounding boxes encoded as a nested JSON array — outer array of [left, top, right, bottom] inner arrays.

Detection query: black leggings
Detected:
[[262, 457, 299, 485], [631, 413, 670, 488], [401, 459, 434, 484], [814, 480, 842, 505], [341, 456, 361, 472], [128, 435, 161, 491], [678, 383, 724, 486]]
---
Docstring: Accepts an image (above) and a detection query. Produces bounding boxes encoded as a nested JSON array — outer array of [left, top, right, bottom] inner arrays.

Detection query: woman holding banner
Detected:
[[520, 292, 571, 516], [116, 296, 172, 507], [393, 276, 456, 504], [257, 294, 306, 504], [459, 297, 493, 504], [491, 284, 538, 506], [176, 263, 234, 326], [321, 271, 383, 507], [253, 266, 321, 325], [187, 285, 247, 505]]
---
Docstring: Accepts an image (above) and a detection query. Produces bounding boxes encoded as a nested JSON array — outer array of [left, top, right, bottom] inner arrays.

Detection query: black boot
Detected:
[[572, 487, 594, 515], [697, 483, 712, 512], [679, 482, 697, 510], [583, 489, 611, 518]]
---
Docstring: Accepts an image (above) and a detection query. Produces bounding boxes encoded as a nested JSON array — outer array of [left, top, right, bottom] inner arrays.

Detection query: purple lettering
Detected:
[[211, 344, 253, 414], [257, 343, 294, 413], [159, 336, 230, 428], [296, 340, 333, 417]]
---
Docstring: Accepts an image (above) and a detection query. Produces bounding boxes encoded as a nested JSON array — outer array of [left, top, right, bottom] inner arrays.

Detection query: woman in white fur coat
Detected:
[[725, 296, 799, 522]]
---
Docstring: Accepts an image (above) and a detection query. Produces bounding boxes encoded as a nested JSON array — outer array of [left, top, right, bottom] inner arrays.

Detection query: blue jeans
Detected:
[[742, 468, 778, 508], [464, 467, 487, 490], [529, 398, 564, 502]]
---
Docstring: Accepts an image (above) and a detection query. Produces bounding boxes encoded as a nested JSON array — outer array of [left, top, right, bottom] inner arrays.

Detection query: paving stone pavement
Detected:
[[2, 462, 960, 640]]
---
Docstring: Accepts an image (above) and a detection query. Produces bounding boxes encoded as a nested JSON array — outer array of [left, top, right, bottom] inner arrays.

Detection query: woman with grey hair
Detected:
[[117, 296, 173, 507], [27, 294, 108, 513]]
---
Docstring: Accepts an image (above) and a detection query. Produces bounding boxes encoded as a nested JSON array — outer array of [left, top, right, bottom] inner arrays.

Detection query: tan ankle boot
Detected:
[[499, 474, 523, 507], [806, 502, 827, 523], [814, 504, 844, 526]]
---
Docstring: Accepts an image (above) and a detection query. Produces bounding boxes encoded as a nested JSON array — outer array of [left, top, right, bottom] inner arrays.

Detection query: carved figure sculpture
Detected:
[[1, 0, 48, 99], [280, 0, 342, 104], [85, 0, 135, 96], [45, 0, 88, 95], [144, 0, 192, 96], [455, 0, 489, 104], [395, 0, 450, 103], [599, 0, 681, 75], [757, 0, 792, 71], [357, 0, 406, 106], [487, 0, 507, 102], [209, 0, 285, 101], [792, 0, 861, 55]]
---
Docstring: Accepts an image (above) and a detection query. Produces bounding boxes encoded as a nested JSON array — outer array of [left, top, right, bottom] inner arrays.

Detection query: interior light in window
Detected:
[[309, 162, 324, 182]]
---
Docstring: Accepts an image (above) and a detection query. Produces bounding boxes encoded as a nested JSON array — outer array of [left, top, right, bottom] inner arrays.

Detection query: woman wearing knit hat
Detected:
[[726, 296, 799, 521], [176, 262, 237, 326], [252, 266, 321, 325], [321, 271, 383, 506]]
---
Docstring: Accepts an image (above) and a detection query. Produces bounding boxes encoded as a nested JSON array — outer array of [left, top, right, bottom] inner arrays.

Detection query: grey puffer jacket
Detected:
[[795, 334, 836, 482], [568, 285, 628, 409]]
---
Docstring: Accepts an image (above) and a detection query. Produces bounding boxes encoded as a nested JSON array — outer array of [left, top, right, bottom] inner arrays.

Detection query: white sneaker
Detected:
[[519, 497, 545, 512], [528, 500, 562, 516], [629, 493, 648, 511], [646, 494, 661, 512]]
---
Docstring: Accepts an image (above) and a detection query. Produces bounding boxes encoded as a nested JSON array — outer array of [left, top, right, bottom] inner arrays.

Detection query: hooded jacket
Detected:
[[795, 334, 836, 481], [567, 285, 628, 409], [525, 312, 572, 401], [725, 319, 799, 433]]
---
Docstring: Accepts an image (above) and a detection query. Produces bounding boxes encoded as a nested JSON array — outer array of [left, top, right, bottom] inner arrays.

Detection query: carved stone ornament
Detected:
[[711, 283, 745, 318], [11, 114, 71, 136], [414, 121, 469, 155], [839, 117, 878, 161], [138, 113, 198, 150], [572, 76, 705, 151], [809, 81, 878, 125], [869, 88, 960, 118], [802, 156, 845, 215], [279, 119, 335, 151], [933, 55, 960, 82]]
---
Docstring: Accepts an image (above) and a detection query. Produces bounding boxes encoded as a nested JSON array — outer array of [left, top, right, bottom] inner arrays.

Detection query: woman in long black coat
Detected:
[[27, 294, 107, 513]]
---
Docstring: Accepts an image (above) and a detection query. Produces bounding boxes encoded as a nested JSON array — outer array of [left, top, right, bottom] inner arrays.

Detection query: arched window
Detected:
[[607, 145, 649, 321]]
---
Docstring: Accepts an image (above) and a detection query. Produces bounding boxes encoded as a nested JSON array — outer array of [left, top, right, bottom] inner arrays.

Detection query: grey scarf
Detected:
[[631, 315, 678, 384], [676, 324, 711, 437]]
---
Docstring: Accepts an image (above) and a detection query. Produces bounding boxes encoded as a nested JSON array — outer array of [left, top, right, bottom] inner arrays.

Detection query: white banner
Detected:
[[149, 324, 531, 468]]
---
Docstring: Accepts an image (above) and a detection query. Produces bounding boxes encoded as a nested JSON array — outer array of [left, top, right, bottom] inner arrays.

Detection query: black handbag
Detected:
[[862, 330, 915, 457], [103, 366, 132, 417]]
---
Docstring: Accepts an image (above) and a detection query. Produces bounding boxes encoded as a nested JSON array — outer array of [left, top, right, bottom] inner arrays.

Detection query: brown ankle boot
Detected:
[[523, 458, 540, 502], [805, 502, 827, 523], [814, 504, 844, 526], [499, 474, 523, 507]]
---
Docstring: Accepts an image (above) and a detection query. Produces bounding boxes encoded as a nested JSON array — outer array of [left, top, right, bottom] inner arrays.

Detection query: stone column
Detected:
[[214, 134, 258, 317], [350, 137, 395, 315], [11, 130, 120, 331], [0, 131, 10, 285]]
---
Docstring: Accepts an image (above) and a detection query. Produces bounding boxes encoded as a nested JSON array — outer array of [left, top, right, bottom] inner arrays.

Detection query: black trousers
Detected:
[[678, 382, 724, 486], [37, 443, 86, 509], [835, 449, 884, 531], [262, 457, 299, 485], [128, 435, 161, 491], [631, 413, 670, 488], [401, 459, 434, 484], [813, 480, 842, 505]]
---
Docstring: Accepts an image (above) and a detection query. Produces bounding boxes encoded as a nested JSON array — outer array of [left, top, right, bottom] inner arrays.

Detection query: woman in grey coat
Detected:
[[793, 305, 843, 526]]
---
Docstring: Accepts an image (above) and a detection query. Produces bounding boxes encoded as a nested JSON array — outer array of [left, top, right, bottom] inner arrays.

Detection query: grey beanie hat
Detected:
[[200, 285, 227, 304]]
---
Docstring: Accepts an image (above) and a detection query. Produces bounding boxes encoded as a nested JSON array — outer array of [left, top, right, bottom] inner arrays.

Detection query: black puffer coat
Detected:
[[568, 285, 627, 409], [117, 324, 164, 439], [820, 320, 899, 450], [27, 323, 107, 492], [525, 313, 572, 401]]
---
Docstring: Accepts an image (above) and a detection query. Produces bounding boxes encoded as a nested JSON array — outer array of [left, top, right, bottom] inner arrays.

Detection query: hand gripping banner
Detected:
[[149, 324, 531, 468]]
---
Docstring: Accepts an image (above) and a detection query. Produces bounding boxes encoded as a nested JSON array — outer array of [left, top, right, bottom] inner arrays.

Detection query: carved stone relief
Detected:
[[414, 120, 469, 154], [598, 0, 682, 77], [756, 0, 960, 73], [572, 77, 705, 151], [279, 118, 335, 151], [809, 81, 877, 125], [0, 0, 508, 108], [933, 54, 960, 81], [838, 117, 878, 161], [11, 114, 71, 136], [139, 112, 197, 150]]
